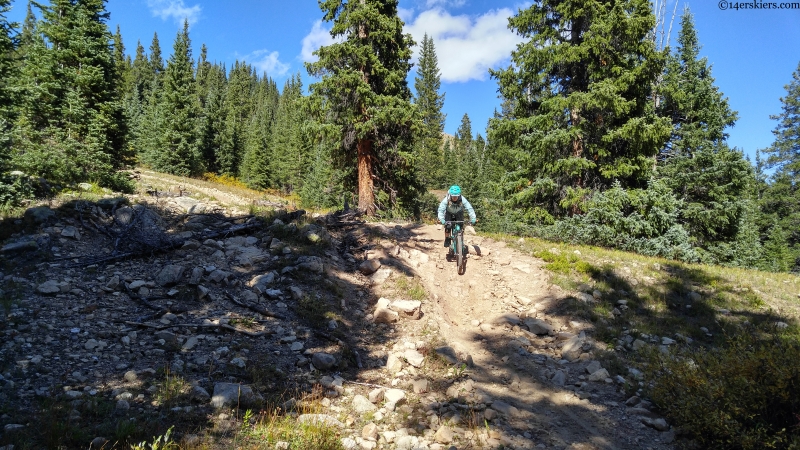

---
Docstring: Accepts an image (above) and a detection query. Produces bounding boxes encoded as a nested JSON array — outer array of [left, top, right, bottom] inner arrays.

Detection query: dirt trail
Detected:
[[401, 224, 674, 450]]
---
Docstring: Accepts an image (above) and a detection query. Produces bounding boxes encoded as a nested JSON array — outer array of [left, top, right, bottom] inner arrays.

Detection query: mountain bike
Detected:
[[445, 220, 468, 275]]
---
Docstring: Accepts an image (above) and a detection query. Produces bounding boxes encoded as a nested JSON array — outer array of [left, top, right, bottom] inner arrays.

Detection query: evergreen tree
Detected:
[[13, 0, 128, 184], [658, 8, 737, 159], [216, 61, 253, 176], [240, 74, 279, 189], [0, 0, 15, 172], [488, 0, 672, 219], [413, 33, 446, 188], [141, 21, 200, 176], [149, 32, 164, 80], [654, 9, 757, 265], [196, 62, 226, 173], [761, 60, 800, 271], [306, 0, 420, 216], [268, 74, 308, 192]]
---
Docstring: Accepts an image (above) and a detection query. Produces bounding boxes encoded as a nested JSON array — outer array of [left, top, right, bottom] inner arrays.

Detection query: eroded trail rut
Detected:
[[390, 224, 674, 450]]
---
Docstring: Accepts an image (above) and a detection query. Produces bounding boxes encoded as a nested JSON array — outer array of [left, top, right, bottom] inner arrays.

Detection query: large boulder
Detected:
[[156, 265, 185, 287], [210, 383, 263, 409]]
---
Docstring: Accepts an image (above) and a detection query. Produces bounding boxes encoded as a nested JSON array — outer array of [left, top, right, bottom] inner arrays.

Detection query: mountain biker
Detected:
[[437, 185, 477, 249]]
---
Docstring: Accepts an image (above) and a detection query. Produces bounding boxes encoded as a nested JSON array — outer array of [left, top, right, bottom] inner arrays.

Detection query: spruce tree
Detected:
[[488, 0, 672, 218], [13, 0, 128, 183], [306, 0, 420, 216], [143, 21, 200, 176], [268, 74, 308, 192], [655, 9, 757, 264], [413, 33, 446, 188], [658, 8, 737, 159], [761, 60, 800, 271], [217, 61, 253, 176], [240, 74, 279, 189], [0, 0, 15, 172], [196, 62, 226, 173]]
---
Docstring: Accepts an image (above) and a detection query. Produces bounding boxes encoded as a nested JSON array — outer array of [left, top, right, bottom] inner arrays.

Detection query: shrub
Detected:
[[646, 331, 800, 449]]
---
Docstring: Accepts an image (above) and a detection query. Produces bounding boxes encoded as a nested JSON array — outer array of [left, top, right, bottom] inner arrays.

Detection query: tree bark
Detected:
[[357, 138, 376, 215]]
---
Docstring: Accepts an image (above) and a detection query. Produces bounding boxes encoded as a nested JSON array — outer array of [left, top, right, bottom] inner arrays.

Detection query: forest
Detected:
[[0, 0, 797, 273]]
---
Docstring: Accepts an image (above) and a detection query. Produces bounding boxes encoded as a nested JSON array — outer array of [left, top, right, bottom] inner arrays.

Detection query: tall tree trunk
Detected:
[[357, 138, 375, 215]]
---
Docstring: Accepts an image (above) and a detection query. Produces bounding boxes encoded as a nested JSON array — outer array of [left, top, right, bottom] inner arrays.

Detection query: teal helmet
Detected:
[[448, 185, 461, 202]]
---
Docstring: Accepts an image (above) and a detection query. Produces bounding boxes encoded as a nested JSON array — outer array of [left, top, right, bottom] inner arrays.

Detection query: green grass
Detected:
[[394, 276, 427, 301]]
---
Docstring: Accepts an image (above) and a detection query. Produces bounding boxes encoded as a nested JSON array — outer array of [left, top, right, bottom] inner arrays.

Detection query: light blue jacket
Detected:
[[437, 195, 476, 224]]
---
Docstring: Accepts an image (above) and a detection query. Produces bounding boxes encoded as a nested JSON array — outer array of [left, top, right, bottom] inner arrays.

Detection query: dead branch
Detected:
[[224, 291, 288, 321], [123, 320, 270, 337]]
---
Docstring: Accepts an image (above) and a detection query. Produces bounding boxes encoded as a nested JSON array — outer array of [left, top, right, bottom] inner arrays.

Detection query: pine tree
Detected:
[[761, 60, 800, 271], [413, 33, 446, 188], [240, 74, 279, 189], [488, 0, 672, 218], [13, 0, 128, 183], [658, 8, 737, 159], [196, 62, 227, 173], [216, 61, 254, 176], [306, 0, 420, 216], [654, 9, 757, 264], [142, 21, 200, 176], [0, 0, 15, 172], [268, 74, 308, 192]]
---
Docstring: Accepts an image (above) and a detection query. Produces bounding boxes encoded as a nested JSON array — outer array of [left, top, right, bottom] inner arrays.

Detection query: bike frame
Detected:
[[446, 220, 467, 275]]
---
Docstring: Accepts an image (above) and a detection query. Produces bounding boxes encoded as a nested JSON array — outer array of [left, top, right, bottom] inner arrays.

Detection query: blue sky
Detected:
[[7, 0, 800, 160]]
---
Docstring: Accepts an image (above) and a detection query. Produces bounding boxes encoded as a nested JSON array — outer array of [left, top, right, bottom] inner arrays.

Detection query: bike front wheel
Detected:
[[456, 233, 465, 275]]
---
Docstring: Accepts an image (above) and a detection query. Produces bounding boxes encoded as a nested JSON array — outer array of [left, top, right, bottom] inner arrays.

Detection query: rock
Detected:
[[84, 339, 100, 350], [632, 339, 647, 351], [269, 238, 284, 251], [359, 259, 381, 275], [36, 280, 61, 295], [116, 400, 130, 412], [362, 422, 378, 440], [312, 352, 337, 370], [585, 361, 602, 374], [204, 269, 228, 284], [561, 335, 585, 361], [189, 385, 211, 402], [24, 206, 55, 223], [385, 353, 403, 373], [352, 395, 378, 413], [412, 379, 428, 394], [490, 400, 519, 418], [384, 389, 405, 405], [128, 280, 147, 290], [297, 256, 324, 274], [189, 267, 204, 285], [551, 370, 566, 386], [588, 368, 610, 382], [1, 240, 38, 253], [155, 331, 179, 348], [368, 388, 384, 403], [123, 370, 138, 382], [403, 349, 425, 368], [661, 337, 677, 345], [435, 425, 454, 444], [374, 298, 399, 323], [61, 226, 81, 240], [390, 300, 422, 320], [297, 414, 344, 428], [524, 318, 554, 335], [248, 272, 276, 293], [90, 437, 108, 449], [370, 267, 392, 285], [4, 423, 25, 432], [155, 265, 185, 286], [688, 292, 702, 302], [484, 408, 498, 421], [491, 313, 521, 327], [642, 417, 670, 431], [211, 383, 263, 409]]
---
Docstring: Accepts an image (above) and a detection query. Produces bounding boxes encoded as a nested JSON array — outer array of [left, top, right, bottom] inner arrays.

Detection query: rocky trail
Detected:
[[0, 176, 677, 450]]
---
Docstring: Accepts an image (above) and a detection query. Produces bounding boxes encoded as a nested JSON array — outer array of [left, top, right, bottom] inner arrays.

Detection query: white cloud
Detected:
[[405, 8, 523, 83], [240, 50, 290, 77], [301, 20, 339, 63], [147, 0, 202, 27]]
